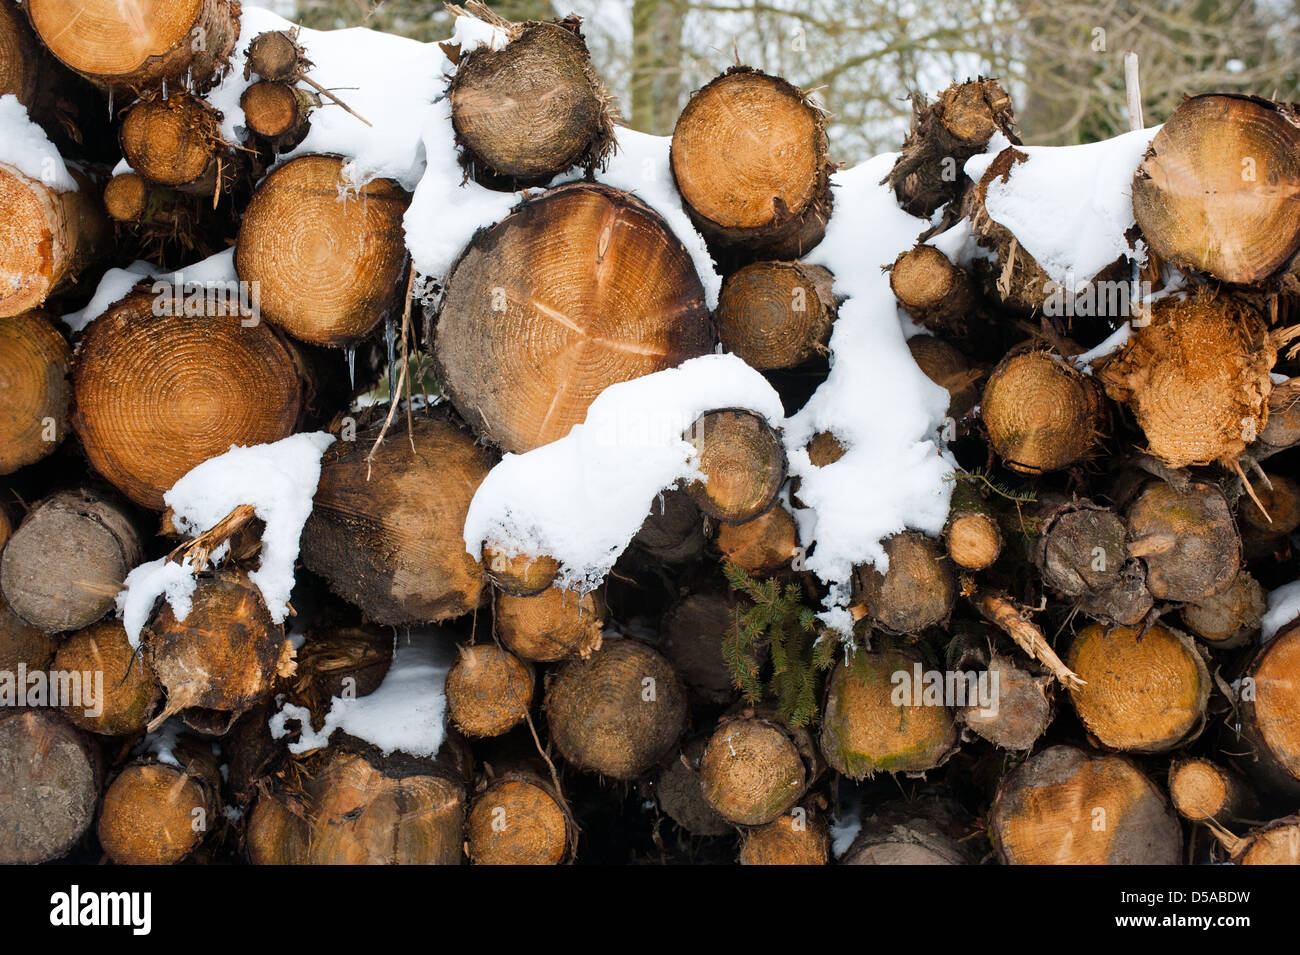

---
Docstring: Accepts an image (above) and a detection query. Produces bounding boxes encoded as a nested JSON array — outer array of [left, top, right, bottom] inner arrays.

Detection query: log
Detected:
[[671, 68, 832, 261], [990, 745, 1182, 864], [0, 596, 57, 674], [1065, 622, 1209, 753], [714, 261, 835, 370], [0, 163, 107, 318], [0, 710, 100, 864], [841, 799, 979, 865], [26, 0, 241, 92], [495, 586, 604, 663], [737, 806, 828, 865], [445, 642, 534, 739], [102, 172, 191, 228], [434, 181, 712, 452], [1034, 499, 1152, 627], [686, 410, 786, 524], [1126, 479, 1240, 603], [982, 350, 1106, 474], [886, 78, 1017, 219], [52, 619, 161, 736], [658, 589, 736, 704], [235, 154, 411, 346], [247, 741, 470, 865], [119, 92, 227, 193], [1168, 757, 1257, 825], [1132, 94, 1300, 284], [1181, 571, 1265, 649], [0, 308, 70, 474], [818, 646, 959, 779], [543, 637, 686, 780], [144, 570, 294, 735], [447, 14, 613, 183], [466, 760, 570, 865], [942, 482, 1002, 571], [481, 546, 560, 597], [0, 1, 40, 106], [240, 80, 316, 150], [907, 335, 981, 420], [854, 531, 955, 635], [1240, 471, 1300, 538], [301, 414, 491, 626], [1229, 817, 1300, 865], [890, 245, 976, 336], [1096, 294, 1285, 469], [715, 504, 799, 575], [946, 631, 1053, 752], [72, 286, 303, 509], [631, 488, 706, 565], [0, 487, 141, 632], [655, 737, 732, 837], [1240, 619, 1300, 796], [698, 713, 818, 826], [286, 623, 393, 730], [97, 736, 221, 865]]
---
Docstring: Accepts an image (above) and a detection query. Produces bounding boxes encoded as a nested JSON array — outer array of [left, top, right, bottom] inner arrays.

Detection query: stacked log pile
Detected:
[[1, 0, 1299, 867]]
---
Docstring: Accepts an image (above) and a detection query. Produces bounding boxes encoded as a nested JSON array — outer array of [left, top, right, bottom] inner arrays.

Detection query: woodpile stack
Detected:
[[1, 0, 1299, 868]]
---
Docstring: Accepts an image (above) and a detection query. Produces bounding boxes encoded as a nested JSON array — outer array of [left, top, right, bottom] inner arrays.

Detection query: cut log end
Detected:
[[715, 261, 835, 370], [686, 410, 786, 523], [982, 351, 1105, 474], [466, 773, 569, 865], [671, 68, 831, 259], [495, 586, 605, 663], [445, 643, 534, 739], [0, 309, 70, 474]]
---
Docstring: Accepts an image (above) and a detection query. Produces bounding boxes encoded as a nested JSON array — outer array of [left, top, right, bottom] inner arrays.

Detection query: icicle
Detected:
[[162, 78, 167, 100], [185, 67, 192, 91], [345, 346, 356, 389], [107, 88, 113, 120]]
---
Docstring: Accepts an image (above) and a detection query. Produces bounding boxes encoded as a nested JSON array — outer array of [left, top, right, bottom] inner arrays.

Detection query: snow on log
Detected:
[[462, 353, 783, 593]]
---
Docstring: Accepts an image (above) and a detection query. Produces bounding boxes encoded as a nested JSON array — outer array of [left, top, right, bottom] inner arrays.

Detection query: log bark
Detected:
[[543, 637, 686, 780], [907, 334, 981, 421], [0, 164, 107, 318], [286, 623, 393, 730], [73, 286, 302, 509], [990, 745, 1182, 864], [235, 154, 411, 346], [1181, 571, 1265, 649], [0, 487, 141, 632], [671, 67, 832, 261], [25, 0, 241, 92], [946, 630, 1054, 753], [301, 414, 491, 626], [714, 261, 835, 370], [435, 181, 712, 452], [0, 710, 100, 864], [0, 308, 70, 474], [1034, 498, 1152, 627], [1132, 94, 1300, 285]]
